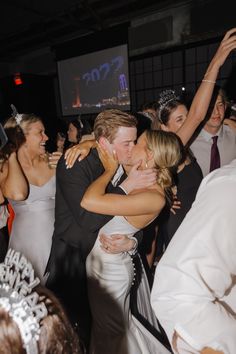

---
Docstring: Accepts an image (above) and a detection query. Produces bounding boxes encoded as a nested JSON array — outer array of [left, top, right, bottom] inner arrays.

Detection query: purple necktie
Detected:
[[209, 136, 220, 172]]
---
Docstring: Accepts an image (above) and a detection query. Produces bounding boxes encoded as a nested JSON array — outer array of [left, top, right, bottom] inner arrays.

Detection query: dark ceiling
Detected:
[[1, 0, 235, 62], [0, 0, 190, 61]]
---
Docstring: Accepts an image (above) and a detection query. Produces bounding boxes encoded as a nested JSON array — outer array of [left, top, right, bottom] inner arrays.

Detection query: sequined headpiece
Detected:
[[0, 249, 48, 354], [10, 104, 23, 125], [78, 116, 84, 129], [158, 89, 179, 121]]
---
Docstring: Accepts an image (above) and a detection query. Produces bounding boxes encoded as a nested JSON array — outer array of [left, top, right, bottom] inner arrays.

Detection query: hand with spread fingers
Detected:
[[64, 139, 96, 168], [170, 198, 181, 215], [210, 27, 236, 68], [96, 144, 119, 174], [99, 233, 136, 254], [120, 160, 157, 194]]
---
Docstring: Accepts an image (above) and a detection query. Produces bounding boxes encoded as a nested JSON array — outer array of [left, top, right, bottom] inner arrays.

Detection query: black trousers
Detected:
[[45, 238, 91, 351]]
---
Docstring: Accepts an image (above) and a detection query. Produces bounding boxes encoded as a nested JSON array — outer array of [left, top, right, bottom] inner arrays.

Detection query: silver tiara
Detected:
[[0, 249, 48, 354], [78, 118, 84, 129], [158, 89, 179, 120], [10, 103, 23, 125]]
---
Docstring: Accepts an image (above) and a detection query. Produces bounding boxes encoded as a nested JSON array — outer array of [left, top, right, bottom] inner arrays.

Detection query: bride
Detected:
[[81, 129, 183, 354]]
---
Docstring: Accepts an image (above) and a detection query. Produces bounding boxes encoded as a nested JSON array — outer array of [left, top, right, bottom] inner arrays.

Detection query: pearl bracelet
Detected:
[[202, 79, 216, 84]]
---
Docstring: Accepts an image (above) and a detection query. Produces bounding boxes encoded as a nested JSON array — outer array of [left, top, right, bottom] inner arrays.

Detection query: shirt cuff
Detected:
[[127, 236, 138, 255], [118, 185, 128, 195], [174, 324, 203, 351]]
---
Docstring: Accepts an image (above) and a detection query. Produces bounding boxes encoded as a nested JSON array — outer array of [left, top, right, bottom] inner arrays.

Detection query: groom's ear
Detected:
[[99, 136, 110, 150], [160, 123, 169, 132]]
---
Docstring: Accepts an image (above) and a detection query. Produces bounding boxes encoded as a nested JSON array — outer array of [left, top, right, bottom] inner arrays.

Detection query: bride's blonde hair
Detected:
[[145, 130, 183, 200]]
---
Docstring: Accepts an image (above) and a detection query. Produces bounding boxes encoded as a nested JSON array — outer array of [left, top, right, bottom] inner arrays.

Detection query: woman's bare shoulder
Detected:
[[0, 160, 8, 181]]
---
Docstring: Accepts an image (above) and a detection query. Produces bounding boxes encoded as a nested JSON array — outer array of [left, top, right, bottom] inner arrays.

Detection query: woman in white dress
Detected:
[[81, 129, 183, 354], [4, 111, 60, 282]]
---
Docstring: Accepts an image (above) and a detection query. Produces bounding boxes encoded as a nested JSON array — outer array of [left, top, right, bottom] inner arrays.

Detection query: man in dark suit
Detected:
[[45, 109, 156, 349]]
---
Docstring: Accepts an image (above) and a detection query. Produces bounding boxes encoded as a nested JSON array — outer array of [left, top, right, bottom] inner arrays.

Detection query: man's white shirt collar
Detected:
[[111, 165, 124, 186], [201, 125, 223, 142]]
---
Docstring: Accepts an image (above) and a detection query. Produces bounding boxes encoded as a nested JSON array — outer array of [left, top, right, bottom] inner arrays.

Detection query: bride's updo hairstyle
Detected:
[[145, 130, 184, 203]]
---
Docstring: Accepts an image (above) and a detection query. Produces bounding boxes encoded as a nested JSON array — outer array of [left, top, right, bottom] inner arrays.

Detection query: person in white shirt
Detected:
[[151, 159, 236, 354], [190, 85, 236, 176]]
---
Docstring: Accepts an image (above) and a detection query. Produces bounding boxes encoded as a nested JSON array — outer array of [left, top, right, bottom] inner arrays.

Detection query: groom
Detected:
[[45, 109, 156, 349]]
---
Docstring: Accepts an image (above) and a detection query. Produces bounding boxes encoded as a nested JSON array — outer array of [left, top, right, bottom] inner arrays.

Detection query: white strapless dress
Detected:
[[8, 176, 55, 283], [86, 215, 171, 354]]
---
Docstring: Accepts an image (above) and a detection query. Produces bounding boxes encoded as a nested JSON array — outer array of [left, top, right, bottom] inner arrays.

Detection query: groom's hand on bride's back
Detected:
[[120, 161, 157, 194], [100, 234, 137, 254]]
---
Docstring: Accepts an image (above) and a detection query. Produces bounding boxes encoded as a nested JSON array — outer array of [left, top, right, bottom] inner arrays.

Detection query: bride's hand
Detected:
[[210, 27, 236, 68], [65, 140, 95, 168], [97, 144, 119, 173]]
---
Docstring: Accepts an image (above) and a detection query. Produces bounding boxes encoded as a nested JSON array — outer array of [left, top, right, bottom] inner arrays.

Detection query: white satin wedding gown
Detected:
[[86, 215, 171, 354]]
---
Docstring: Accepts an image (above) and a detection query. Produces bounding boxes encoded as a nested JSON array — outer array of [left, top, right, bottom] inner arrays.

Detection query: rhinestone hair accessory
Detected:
[[10, 103, 23, 125], [158, 89, 179, 121], [0, 249, 48, 354], [78, 117, 84, 129]]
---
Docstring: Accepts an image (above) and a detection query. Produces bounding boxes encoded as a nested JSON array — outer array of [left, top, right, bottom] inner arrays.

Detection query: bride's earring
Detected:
[[145, 160, 148, 168]]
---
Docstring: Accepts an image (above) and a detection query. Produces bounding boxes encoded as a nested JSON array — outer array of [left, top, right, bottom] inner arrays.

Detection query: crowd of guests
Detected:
[[0, 28, 236, 354]]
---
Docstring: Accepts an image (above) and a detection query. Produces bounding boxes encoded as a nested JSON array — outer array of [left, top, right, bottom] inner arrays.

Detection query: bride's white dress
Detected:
[[86, 215, 171, 354]]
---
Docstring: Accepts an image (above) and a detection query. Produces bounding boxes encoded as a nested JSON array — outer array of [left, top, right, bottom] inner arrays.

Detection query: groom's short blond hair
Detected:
[[94, 109, 137, 143]]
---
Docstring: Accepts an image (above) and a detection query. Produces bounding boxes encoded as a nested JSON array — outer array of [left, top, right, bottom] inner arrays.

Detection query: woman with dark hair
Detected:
[[67, 117, 94, 146], [156, 89, 203, 249], [37, 286, 83, 353], [0, 288, 82, 354]]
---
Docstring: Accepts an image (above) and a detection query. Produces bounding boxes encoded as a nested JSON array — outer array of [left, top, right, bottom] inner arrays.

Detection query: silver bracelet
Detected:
[[202, 79, 216, 84]]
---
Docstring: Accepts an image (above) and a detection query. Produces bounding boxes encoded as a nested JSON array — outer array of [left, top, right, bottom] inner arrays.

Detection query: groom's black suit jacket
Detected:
[[46, 148, 141, 348], [53, 148, 124, 257]]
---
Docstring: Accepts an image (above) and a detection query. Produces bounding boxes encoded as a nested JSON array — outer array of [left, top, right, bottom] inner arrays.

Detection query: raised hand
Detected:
[[64, 139, 96, 168], [177, 28, 236, 146], [223, 118, 236, 132], [170, 197, 181, 215], [96, 144, 119, 174], [48, 151, 62, 169], [210, 27, 236, 68], [120, 161, 157, 194]]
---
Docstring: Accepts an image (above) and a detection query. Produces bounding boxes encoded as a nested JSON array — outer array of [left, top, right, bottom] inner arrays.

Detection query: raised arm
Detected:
[[0, 152, 28, 200], [223, 118, 236, 132], [81, 171, 164, 216], [64, 139, 97, 168], [81, 146, 165, 217], [177, 27, 236, 145]]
